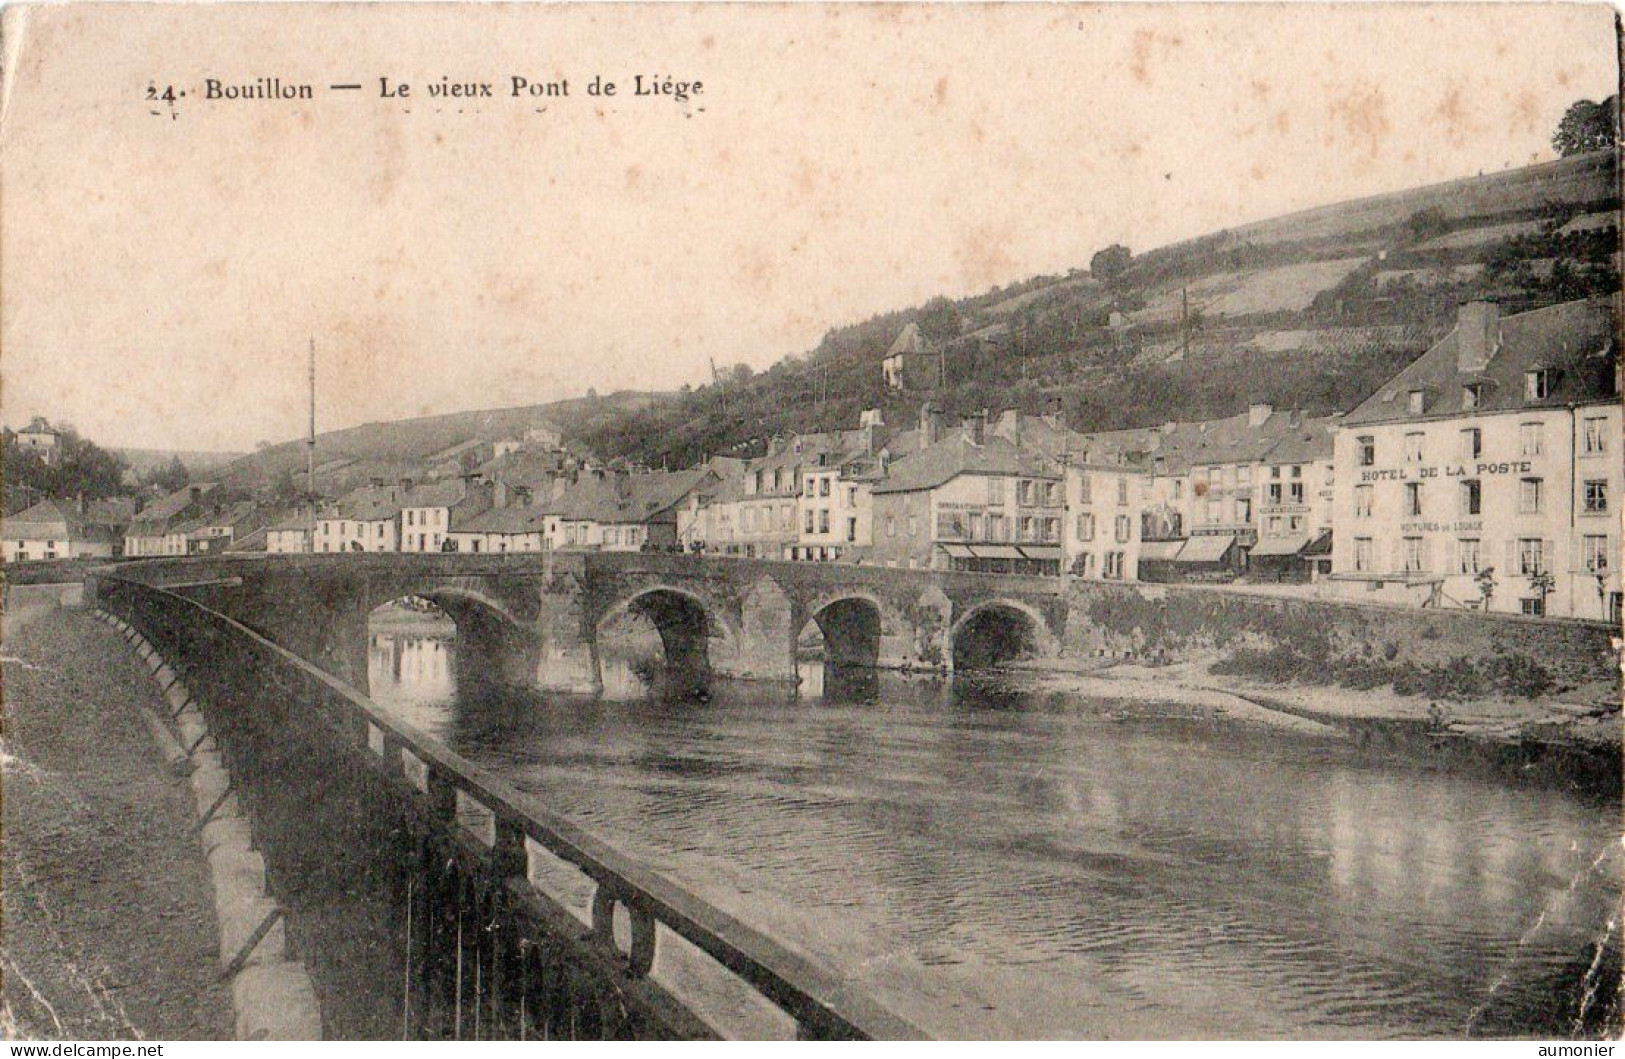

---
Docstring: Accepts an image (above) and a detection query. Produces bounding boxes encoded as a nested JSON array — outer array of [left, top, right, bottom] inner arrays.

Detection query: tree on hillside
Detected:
[[1090, 244, 1133, 282], [915, 296, 962, 345], [1552, 96, 1617, 157], [2, 426, 130, 512], [147, 455, 190, 494]]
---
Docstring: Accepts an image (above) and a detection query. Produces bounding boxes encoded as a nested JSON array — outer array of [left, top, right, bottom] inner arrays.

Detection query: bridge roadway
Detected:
[[101, 552, 1076, 692]]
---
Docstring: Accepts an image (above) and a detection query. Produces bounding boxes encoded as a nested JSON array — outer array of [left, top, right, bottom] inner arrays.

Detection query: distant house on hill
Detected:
[[882, 322, 944, 391], [15, 417, 62, 465], [2, 498, 117, 561]]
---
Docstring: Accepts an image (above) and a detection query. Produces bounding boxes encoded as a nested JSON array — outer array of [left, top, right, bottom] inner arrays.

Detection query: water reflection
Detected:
[[368, 628, 1621, 1039]]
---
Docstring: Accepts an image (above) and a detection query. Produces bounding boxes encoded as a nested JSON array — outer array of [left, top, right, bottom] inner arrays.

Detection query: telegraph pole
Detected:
[[307, 336, 317, 504]]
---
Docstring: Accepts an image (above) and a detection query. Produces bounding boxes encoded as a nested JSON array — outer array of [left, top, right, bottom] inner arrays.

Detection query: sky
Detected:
[[1, 2, 1616, 452]]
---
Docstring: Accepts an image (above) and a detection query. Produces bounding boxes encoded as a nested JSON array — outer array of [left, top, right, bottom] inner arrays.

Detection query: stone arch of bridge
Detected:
[[799, 591, 895, 669], [948, 598, 1059, 670], [596, 584, 739, 675], [366, 584, 542, 691]]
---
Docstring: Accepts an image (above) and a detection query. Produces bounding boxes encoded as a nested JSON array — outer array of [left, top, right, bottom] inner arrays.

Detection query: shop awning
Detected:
[[939, 543, 976, 558], [1249, 534, 1311, 558], [967, 544, 1026, 560], [1174, 534, 1236, 563], [1016, 546, 1062, 561], [1301, 529, 1334, 557], [1139, 539, 1186, 561]]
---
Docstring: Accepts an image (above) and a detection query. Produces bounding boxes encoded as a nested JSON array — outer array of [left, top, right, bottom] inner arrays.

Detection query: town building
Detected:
[[1330, 298, 1619, 621], [537, 468, 715, 553], [881, 322, 944, 391], [2, 498, 117, 561], [124, 483, 219, 556], [445, 505, 550, 553], [1251, 416, 1340, 581], [15, 416, 62, 465], [266, 514, 314, 554], [175, 500, 263, 555], [1064, 459, 1149, 582], [868, 410, 1064, 575], [315, 485, 404, 553], [399, 480, 485, 553]]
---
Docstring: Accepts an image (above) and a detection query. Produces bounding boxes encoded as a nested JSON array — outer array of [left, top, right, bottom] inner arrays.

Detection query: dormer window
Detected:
[[1461, 384, 1482, 411], [1525, 369, 1550, 401], [1407, 390, 1426, 415]]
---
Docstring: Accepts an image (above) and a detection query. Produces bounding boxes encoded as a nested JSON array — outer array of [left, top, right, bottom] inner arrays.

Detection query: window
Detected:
[[1462, 384, 1482, 411], [407, 510, 415, 526], [1043, 518, 1061, 543], [804, 509, 814, 534], [1208, 467, 1223, 487], [1583, 416, 1609, 455], [1267, 482, 1283, 504], [1206, 500, 1221, 524], [1584, 480, 1608, 514], [1520, 422, 1544, 457], [968, 513, 982, 539], [1357, 436, 1375, 467], [1017, 480, 1035, 505], [1354, 537, 1373, 572], [987, 478, 1004, 505], [1521, 597, 1546, 617], [1460, 479, 1481, 516], [1234, 497, 1251, 522], [806, 476, 816, 494], [1076, 513, 1095, 541], [1173, 480, 1183, 500], [819, 509, 830, 534], [1288, 481, 1304, 504], [846, 518, 857, 543], [1404, 482, 1423, 517], [1402, 537, 1426, 573], [847, 486, 857, 506], [1044, 481, 1062, 506], [1017, 516, 1034, 541], [819, 478, 831, 498], [1461, 428, 1482, 460], [1237, 466, 1252, 487], [1525, 370, 1550, 401], [907, 515, 918, 537], [1584, 535, 1610, 572], [1103, 552, 1124, 580], [753, 470, 763, 493], [1077, 474, 1092, 504], [886, 515, 896, 538], [1518, 538, 1546, 576], [1289, 516, 1304, 532], [1457, 538, 1481, 574], [773, 470, 783, 491], [1076, 552, 1095, 578], [1115, 515, 1132, 543], [1404, 432, 1425, 463], [1519, 477, 1543, 514], [1266, 515, 1283, 536], [1408, 390, 1426, 415], [988, 514, 1007, 540]]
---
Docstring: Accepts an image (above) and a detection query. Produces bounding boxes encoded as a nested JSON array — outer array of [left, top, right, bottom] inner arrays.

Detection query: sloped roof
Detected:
[[1344, 298, 1616, 427], [399, 480, 466, 509], [548, 468, 713, 524], [455, 505, 550, 535], [127, 483, 219, 534], [872, 434, 1060, 495], [4, 499, 79, 540], [326, 485, 405, 522], [885, 321, 936, 360]]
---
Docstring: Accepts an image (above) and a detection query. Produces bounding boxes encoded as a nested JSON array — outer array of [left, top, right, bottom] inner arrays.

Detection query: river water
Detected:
[[367, 625, 1620, 1040]]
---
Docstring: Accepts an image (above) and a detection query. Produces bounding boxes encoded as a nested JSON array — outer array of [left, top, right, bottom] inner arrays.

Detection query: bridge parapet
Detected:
[[94, 571, 927, 1041]]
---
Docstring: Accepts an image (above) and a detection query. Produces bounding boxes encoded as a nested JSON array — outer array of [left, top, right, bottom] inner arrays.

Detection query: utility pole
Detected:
[[307, 336, 317, 505]]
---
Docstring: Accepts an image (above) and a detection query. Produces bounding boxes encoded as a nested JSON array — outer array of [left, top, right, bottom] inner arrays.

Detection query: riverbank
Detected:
[[1006, 652, 1620, 796], [2, 593, 235, 1039]]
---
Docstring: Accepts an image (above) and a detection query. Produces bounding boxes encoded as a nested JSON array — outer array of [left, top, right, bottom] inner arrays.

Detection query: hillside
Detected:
[[215, 150, 1618, 489], [211, 391, 657, 495], [576, 149, 1618, 468], [115, 448, 244, 477]]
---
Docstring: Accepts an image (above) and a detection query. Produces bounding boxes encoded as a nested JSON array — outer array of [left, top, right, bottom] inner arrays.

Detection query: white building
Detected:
[[2, 499, 116, 561], [315, 485, 402, 553], [1064, 460, 1148, 582], [1331, 298, 1620, 621]]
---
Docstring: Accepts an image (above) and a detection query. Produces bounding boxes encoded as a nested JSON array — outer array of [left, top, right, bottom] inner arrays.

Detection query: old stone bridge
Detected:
[[104, 552, 1075, 693]]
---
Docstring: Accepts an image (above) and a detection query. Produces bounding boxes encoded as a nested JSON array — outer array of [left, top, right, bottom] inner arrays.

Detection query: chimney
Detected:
[[1043, 396, 1065, 431], [1456, 300, 1500, 374], [963, 415, 985, 446], [1248, 403, 1273, 428], [998, 409, 1024, 446], [919, 402, 941, 449]]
